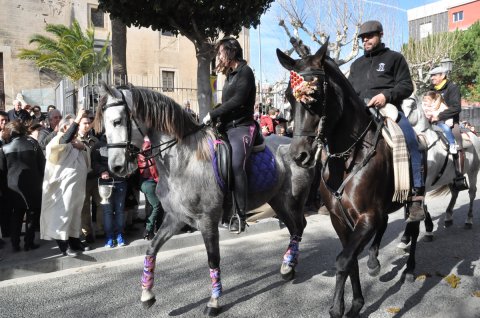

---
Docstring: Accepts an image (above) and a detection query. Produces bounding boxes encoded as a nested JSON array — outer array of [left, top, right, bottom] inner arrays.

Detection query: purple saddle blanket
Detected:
[[209, 139, 278, 192]]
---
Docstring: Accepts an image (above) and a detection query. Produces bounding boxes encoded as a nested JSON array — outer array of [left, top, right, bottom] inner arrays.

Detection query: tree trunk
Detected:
[[111, 17, 127, 86], [195, 42, 215, 119]]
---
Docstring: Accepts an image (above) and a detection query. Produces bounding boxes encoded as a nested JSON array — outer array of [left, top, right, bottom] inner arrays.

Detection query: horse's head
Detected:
[[97, 82, 144, 177], [276, 41, 329, 168]]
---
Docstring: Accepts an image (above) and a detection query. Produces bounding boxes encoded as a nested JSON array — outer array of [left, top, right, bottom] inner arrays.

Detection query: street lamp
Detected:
[[440, 58, 453, 74]]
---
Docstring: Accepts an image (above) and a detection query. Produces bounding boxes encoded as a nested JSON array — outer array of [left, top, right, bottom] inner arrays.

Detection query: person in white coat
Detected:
[[40, 109, 91, 257]]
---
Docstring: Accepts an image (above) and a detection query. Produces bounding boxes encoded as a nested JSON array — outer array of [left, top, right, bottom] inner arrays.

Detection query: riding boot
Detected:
[[407, 187, 425, 223], [230, 186, 248, 233], [452, 150, 469, 191]]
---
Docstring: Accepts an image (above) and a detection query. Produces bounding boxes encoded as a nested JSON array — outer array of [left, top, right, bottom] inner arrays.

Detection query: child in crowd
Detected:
[[422, 91, 457, 154]]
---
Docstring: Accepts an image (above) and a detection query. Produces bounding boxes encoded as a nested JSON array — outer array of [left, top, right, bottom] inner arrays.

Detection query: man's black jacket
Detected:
[[348, 43, 413, 110]]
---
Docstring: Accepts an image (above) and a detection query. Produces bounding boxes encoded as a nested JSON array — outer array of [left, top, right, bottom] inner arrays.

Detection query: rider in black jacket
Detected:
[[202, 36, 257, 233], [348, 20, 425, 223]]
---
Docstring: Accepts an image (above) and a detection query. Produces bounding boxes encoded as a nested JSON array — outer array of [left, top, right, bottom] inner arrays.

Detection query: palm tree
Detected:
[[18, 19, 110, 109]]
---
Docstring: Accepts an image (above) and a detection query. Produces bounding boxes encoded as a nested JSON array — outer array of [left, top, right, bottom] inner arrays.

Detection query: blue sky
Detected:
[[249, 0, 439, 84]]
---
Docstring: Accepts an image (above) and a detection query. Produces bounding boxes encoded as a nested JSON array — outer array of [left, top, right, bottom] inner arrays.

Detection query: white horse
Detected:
[[402, 95, 480, 231]]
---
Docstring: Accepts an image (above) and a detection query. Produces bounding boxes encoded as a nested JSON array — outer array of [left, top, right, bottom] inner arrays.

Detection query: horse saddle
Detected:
[[210, 125, 278, 193], [429, 126, 474, 152]]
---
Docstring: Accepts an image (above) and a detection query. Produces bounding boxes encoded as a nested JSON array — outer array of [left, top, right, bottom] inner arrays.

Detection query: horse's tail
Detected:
[[428, 184, 450, 198]]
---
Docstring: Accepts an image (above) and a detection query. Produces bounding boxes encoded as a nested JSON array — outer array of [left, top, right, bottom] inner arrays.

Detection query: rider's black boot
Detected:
[[407, 187, 425, 223]]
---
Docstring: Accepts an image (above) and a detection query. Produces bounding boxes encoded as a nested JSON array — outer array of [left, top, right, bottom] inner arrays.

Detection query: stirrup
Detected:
[[452, 175, 469, 191], [228, 213, 247, 234]]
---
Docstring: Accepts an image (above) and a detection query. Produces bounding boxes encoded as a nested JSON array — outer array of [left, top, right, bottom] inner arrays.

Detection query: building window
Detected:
[[453, 11, 464, 23], [162, 71, 175, 92], [90, 7, 105, 28], [419, 22, 432, 39]]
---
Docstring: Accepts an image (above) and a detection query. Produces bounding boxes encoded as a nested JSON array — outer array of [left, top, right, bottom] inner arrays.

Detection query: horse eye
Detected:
[[113, 119, 122, 127]]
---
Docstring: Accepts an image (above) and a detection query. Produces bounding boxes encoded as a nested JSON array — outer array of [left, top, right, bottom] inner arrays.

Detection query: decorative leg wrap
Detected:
[[209, 268, 223, 299], [283, 236, 301, 267], [141, 255, 156, 290]]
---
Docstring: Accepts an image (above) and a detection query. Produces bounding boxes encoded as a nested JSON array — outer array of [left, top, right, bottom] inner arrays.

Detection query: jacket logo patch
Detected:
[[376, 63, 385, 72]]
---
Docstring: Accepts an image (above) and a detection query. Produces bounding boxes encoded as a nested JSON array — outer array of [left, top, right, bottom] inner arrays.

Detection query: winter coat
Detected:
[[210, 60, 256, 127], [432, 80, 461, 123], [348, 43, 413, 110], [0, 136, 45, 210]]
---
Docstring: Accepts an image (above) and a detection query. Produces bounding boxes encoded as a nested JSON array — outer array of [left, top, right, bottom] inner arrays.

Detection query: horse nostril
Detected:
[[112, 166, 122, 174]]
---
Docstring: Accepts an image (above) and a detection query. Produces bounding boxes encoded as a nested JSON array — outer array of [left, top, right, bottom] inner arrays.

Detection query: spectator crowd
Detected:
[[0, 99, 166, 257]]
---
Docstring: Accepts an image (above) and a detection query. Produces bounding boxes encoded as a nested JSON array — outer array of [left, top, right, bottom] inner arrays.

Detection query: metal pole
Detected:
[[258, 24, 263, 105]]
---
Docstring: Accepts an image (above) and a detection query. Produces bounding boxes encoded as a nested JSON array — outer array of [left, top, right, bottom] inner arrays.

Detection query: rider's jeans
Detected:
[[435, 121, 456, 145], [397, 112, 424, 189]]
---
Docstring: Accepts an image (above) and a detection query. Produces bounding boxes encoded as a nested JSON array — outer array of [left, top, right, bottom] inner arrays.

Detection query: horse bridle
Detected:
[[103, 90, 145, 162], [292, 69, 328, 142], [103, 89, 203, 166]]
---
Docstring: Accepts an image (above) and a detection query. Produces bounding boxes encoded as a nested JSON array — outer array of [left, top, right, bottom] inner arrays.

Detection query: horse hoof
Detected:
[[280, 263, 295, 281], [368, 264, 381, 277], [423, 233, 434, 242], [141, 297, 156, 309], [396, 242, 409, 254], [464, 223, 473, 229], [444, 220, 453, 227], [402, 272, 415, 283], [204, 305, 222, 317]]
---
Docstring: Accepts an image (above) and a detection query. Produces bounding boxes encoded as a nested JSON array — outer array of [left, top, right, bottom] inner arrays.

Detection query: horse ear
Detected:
[[98, 81, 110, 96], [99, 81, 121, 99], [312, 37, 329, 67], [276, 49, 296, 71]]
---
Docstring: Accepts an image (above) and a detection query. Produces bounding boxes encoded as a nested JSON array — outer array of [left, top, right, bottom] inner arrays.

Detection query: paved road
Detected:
[[0, 190, 479, 318]]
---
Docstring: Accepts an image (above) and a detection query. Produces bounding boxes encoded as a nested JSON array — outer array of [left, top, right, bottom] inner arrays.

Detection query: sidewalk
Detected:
[[0, 203, 289, 282]]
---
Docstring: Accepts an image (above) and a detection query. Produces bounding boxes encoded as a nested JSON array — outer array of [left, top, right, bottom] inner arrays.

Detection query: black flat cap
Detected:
[[358, 20, 383, 37]]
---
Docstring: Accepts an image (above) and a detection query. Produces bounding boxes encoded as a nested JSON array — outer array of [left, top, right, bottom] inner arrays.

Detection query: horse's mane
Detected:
[[96, 85, 214, 161], [323, 56, 366, 109]]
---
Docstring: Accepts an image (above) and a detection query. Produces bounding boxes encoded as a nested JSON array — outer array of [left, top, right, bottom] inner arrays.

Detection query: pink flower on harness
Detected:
[[290, 70, 318, 104]]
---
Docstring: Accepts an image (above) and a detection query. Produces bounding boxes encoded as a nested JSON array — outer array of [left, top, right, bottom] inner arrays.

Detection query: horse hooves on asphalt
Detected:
[[141, 297, 156, 309], [402, 271, 416, 283], [396, 242, 410, 254], [423, 234, 434, 242], [204, 305, 222, 317], [464, 223, 473, 229], [444, 220, 453, 227], [280, 264, 295, 281], [368, 264, 381, 277]]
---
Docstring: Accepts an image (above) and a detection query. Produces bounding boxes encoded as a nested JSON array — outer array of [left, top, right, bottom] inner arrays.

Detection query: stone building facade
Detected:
[[0, 0, 250, 112]]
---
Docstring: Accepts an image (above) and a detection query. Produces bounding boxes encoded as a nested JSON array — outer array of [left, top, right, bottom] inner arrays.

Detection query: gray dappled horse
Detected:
[[401, 96, 480, 231], [96, 83, 313, 316], [277, 41, 423, 318]]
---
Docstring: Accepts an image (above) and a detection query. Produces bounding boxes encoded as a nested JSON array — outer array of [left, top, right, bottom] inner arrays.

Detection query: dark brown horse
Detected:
[[277, 41, 421, 318]]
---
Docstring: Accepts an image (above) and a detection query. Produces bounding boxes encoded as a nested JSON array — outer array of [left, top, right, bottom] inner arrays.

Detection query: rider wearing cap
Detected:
[[348, 20, 425, 223], [428, 66, 464, 169]]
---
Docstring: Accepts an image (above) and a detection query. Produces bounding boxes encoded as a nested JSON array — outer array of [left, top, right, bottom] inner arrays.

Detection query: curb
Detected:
[[0, 217, 285, 282]]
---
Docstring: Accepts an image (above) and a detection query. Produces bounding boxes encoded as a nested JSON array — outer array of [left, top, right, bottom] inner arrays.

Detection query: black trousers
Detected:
[[225, 123, 256, 213], [10, 206, 37, 248]]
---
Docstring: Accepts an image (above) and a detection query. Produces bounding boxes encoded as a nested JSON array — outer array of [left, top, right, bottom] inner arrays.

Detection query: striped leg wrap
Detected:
[[209, 268, 223, 299], [283, 236, 301, 267], [141, 255, 156, 290]]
